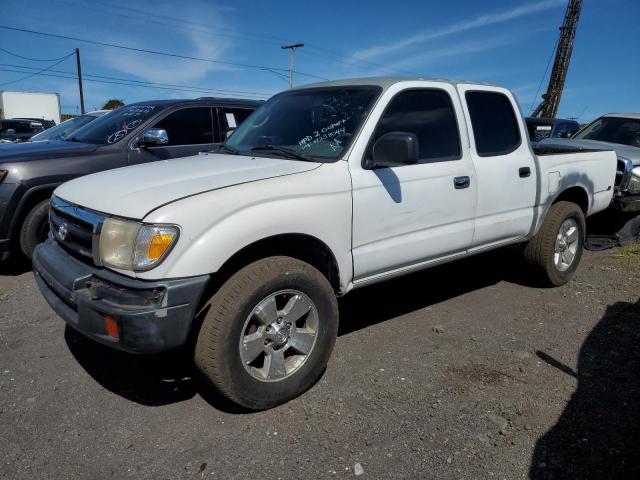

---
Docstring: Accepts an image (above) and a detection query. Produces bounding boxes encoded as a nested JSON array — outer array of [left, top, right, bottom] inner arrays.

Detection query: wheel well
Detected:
[[553, 186, 589, 214], [212, 234, 341, 293], [10, 187, 55, 238]]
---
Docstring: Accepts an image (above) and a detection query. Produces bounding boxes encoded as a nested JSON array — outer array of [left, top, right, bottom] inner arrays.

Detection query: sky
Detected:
[[0, 0, 638, 122]]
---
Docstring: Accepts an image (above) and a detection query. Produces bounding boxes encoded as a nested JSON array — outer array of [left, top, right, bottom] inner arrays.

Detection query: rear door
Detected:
[[457, 85, 537, 248], [128, 106, 218, 164]]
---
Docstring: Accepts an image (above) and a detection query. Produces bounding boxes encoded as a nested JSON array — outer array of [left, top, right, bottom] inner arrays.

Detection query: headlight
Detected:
[[99, 217, 179, 271], [628, 167, 640, 194]]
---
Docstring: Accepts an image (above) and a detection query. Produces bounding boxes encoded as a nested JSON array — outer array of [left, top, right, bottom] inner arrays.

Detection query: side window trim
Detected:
[[465, 90, 522, 157], [367, 87, 463, 166]]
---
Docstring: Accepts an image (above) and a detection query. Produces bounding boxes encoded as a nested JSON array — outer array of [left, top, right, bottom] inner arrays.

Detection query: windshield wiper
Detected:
[[250, 145, 312, 162], [216, 144, 243, 155]]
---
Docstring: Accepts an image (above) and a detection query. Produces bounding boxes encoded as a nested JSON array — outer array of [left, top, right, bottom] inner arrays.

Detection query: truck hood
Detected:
[[538, 138, 640, 165], [0, 139, 98, 162], [55, 152, 321, 219]]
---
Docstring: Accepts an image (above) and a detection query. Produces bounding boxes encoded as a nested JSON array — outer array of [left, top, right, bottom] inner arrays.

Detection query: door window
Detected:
[[152, 107, 214, 146], [466, 92, 521, 156], [373, 89, 461, 164]]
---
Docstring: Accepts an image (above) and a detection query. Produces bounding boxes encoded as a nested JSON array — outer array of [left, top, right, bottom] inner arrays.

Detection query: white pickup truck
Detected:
[[32, 77, 617, 409]]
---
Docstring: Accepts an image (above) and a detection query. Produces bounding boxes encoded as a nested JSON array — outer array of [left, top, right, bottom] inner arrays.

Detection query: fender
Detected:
[[5, 182, 60, 238], [137, 161, 354, 291]]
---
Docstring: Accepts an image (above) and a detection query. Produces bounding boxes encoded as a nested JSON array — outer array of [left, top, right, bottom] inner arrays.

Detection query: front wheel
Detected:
[[194, 256, 339, 410], [523, 201, 585, 286], [19, 199, 51, 260]]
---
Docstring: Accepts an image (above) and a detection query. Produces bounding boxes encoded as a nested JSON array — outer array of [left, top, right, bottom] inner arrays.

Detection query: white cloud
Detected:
[[351, 0, 566, 61], [102, 29, 232, 85]]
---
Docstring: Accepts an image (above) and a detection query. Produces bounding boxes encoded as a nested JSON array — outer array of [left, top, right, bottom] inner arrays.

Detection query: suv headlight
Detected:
[[99, 217, 179, 271], [628, 167, 640, 194]]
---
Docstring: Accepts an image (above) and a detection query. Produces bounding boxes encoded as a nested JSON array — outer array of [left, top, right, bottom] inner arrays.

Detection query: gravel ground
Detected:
[[1, 247, 639, 479]]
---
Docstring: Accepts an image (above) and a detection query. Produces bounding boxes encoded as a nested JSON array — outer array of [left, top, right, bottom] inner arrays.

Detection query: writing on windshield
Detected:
[[227, 86, 381, 161]]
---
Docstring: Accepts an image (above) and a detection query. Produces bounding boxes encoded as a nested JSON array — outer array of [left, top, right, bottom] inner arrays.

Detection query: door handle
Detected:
[[519, 167, 531, 178], [453, 176, 471, 189]]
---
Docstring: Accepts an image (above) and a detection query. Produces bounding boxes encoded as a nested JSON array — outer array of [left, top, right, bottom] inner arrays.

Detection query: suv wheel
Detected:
[[19, 199, 51, 259], [194, 256, 339, 410]]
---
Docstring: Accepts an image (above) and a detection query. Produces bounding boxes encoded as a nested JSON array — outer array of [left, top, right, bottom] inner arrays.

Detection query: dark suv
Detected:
[[0, 119, 45, 142], [0, 97, 260, 260]]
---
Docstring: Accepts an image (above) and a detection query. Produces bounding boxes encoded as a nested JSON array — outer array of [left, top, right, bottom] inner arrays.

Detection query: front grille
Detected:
[[615, 157, 634, 191], [49, 196, 105, 264]]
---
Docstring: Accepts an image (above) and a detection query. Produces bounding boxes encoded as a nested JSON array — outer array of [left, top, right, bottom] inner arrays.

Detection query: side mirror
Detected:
[[138, 128, 168, 147], [364, 132, 419, 169]]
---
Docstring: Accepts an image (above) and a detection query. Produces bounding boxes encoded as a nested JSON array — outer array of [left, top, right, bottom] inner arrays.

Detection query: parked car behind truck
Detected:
[[0, 97, 260, 260], [540, 113, 640, 212], [32, 77, 617, 410]]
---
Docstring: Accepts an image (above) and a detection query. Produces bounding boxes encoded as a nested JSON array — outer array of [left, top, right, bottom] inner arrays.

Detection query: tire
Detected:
[[523, 201, 585, 287], [194, 256, 339, 410], [19, 199, 51, 260]]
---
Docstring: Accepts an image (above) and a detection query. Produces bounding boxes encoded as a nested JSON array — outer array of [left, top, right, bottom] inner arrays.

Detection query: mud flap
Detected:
[[585, 209, 640, 251]]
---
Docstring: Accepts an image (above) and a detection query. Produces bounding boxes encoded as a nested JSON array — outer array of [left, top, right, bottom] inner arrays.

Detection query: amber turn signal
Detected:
[[103, 314, 119, 338]]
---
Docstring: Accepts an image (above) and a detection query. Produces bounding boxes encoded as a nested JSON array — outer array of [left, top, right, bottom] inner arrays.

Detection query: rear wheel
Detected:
[[19, 199, 50, 260], [194, 256, 338, 410], [523, 201, 585, 286]]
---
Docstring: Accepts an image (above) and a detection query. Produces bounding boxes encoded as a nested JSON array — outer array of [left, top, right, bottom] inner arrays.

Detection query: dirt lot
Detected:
[[1, 246, 640, 479]]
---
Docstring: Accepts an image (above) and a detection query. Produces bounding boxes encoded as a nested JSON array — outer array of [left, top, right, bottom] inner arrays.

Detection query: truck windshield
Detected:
[[574, 116, 640, 148], [226, 86, 382, 161], [66, 105, 160, 145]]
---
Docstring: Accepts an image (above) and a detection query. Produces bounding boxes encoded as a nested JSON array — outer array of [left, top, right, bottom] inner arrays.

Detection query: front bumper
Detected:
[[32, 238, 209, 354]]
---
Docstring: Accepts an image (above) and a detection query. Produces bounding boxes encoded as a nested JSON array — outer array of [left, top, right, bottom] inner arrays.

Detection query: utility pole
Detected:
[[280, 43, 304, 88], [75, 48, 85, 114]]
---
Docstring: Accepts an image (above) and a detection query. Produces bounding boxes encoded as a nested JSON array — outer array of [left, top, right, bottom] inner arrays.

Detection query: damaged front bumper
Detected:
[[32, 238, 209, 354]]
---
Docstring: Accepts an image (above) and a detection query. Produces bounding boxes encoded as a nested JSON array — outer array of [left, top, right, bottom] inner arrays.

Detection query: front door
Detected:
[[128, 106, 220, 165], [350, 84, 477, 281]]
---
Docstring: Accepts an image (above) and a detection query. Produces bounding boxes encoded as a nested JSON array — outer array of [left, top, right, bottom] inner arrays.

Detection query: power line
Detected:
[[58, 0, 423, 77], [0, 53, 75, 86], [0, 25, 330, 81], [529, 37, 558, 115], [0, 46, 75, 62], [0, 67, 270, 98], [0, 62, 273, 97]]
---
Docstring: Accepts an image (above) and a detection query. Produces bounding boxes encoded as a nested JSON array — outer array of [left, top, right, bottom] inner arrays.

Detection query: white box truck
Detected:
[[0, 91, 61, 124]]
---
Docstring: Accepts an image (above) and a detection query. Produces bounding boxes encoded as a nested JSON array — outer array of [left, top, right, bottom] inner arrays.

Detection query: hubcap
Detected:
[[239, 290, 319, 382], [554, 218, 579, 272]]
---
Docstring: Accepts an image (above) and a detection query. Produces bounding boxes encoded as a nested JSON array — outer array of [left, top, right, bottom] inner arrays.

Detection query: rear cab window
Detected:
[[466, 91, 521, 156]]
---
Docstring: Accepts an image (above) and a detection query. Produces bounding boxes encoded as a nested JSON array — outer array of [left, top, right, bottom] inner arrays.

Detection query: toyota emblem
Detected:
[[58, 222, 69, 241]]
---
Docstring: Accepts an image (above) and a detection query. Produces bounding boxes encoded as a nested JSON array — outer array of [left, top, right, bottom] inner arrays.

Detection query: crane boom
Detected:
[[532, 0, 583, 118]]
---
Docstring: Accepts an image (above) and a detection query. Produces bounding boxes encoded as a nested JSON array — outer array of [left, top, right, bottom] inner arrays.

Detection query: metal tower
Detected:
[[532, 0, 583, 118]]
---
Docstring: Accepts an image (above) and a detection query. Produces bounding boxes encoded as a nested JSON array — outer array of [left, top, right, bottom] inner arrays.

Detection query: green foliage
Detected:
[[102, 99, 125, 109]]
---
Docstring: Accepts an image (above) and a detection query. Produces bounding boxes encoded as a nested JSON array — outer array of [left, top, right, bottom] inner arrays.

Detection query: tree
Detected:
[[102, 99, 125, 110]]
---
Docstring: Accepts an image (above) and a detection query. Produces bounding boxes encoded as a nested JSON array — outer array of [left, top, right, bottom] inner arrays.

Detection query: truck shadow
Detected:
[[64, 326, 249, 414], [0, 256, 31, 276], [64, 246, 534, 412], [530, 299, 640, 479], [338, 246, 537, 336]]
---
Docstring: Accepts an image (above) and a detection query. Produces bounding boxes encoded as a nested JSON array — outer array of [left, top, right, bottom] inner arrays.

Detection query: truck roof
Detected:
[[294, 76, 501, 91]]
